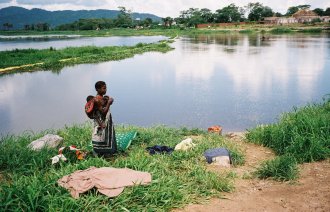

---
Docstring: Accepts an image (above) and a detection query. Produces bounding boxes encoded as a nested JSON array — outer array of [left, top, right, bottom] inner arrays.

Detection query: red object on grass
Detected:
[[208, 125, 222, 135]]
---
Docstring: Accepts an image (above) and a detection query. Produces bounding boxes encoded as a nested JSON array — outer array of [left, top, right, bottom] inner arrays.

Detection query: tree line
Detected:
[[172, 3, 330, 27], [57, 7, 157, 31], [3, 3, 330, 31]]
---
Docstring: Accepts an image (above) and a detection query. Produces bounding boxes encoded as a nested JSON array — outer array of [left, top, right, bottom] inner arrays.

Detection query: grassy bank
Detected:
[[0, 41, 173, 74], [246, 96, 330, 181], [0, 125, 244, 211]]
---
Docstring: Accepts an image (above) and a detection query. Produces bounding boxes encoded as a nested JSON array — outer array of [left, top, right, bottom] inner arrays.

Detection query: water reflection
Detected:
[[0, 33, 329, 135], [0, 35, 166, 51]]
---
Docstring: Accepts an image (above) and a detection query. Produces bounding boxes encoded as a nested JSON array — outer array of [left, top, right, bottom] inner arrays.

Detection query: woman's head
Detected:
[[95, 81, 107, 95]]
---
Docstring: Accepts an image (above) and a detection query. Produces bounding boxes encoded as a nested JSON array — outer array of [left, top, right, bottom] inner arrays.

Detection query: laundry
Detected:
[[207, 125, 222, 135], [204, 148, 231, 167], [146, 145, 174, 155], [51, 145, 87, 164], [28, 134, 63, 151], [174, 138, 196, 151], [57, 166, 152, 198], [51, 154, 67, 164]]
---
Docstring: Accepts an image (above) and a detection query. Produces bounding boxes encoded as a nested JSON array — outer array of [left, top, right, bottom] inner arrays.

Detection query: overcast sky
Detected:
[[0, 0, 329, 17]]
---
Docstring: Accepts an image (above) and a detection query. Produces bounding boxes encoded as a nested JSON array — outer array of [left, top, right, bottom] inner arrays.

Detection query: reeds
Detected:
[[247, 96, 330, 180]]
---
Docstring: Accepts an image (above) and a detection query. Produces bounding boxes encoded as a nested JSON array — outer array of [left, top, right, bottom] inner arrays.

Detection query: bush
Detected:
[[247, 96, 330, 181], [247, 97, 330, 163], [270, 27, 292, 33], [255, 155, 299, 181]]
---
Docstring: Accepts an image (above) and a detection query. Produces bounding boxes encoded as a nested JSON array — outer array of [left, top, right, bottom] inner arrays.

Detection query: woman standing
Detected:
[[91, 81, 117, 156]]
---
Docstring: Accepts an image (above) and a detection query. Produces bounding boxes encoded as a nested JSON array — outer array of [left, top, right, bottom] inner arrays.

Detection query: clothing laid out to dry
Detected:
[[146, 145, 174, 155], [57, 167, 152, 198], [204, 148, 231, 167], [174, 138, 196, 151]]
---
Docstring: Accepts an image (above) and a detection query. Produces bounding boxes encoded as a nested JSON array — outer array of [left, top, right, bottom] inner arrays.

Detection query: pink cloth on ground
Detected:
[[57, 166, 152, 198]]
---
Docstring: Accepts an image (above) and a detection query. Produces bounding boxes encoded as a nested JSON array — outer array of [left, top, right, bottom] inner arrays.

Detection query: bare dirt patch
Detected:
[[175, 132, 330, 212]]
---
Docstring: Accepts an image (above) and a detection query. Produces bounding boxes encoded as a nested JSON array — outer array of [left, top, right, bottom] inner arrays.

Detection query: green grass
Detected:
[[255, 155, 299, 181], [269, 27, 293, 34], [0, 41, 173, 73], [0, 124, 244, 211], [247, 96, 330, 181], [238, 29, 255, 34]]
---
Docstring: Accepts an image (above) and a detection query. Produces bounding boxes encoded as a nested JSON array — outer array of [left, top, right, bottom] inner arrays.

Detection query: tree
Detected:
[[286, 6, 299, 16], [175, 8, 204, 27], [143, 18, 153, 27], [162, 17, 174, 27], [115, 6, 133, 28], [200, 8, 214, 23], [275, 12, 283, 17], [324, 8, 330, 16], [297, 5, 311, 10], [36, 22, 50, 31], [3, 22, 13, 30], [247, 2, 273, 21], [286, 5, 311, 16], [313, 8, 324, 16], [215, 3, 242, 23], [24, 24, 31, 30]]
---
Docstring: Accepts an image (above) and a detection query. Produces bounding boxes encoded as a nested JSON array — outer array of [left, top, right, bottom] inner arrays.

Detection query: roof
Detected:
[[292, 9, 318, 17], [264, 17, 279, 21]]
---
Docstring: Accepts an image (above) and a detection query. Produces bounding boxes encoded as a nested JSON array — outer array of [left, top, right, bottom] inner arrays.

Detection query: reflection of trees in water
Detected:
[[214, 34, 240, 46], [284, 35, 327, 49], [249, 34, 272, 47], [184, 34, 242, 53], [183, 34, 327, 57], [189, 34, 241, 46]]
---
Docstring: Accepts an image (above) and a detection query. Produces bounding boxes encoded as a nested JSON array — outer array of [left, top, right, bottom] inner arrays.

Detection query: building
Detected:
[[292, 9, 319, 23], [264, 10, 322, 25], [264, 17, 297, 25], [320, 16, 330, 23]]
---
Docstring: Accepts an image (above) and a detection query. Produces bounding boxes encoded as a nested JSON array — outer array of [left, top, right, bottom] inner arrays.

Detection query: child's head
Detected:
[[86, 95, 94, 102], [95, 81, 107, 95]]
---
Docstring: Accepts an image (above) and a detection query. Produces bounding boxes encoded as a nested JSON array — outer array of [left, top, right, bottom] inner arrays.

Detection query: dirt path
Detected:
[[176, 132, 330, 212]]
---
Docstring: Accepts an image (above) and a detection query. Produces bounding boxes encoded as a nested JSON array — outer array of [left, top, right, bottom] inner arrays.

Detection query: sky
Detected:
[[0, 0, 329, 17]]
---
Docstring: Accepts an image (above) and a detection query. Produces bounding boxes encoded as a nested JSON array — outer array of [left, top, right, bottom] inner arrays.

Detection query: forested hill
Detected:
[[0, 6, 162, 30]]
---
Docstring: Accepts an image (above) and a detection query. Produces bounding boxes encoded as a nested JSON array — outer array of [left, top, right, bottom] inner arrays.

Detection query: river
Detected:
[[0, 33, 329, 135]]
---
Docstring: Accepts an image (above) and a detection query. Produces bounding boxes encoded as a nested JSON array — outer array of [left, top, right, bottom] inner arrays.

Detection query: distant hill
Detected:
[[0, 6, 162, 30]]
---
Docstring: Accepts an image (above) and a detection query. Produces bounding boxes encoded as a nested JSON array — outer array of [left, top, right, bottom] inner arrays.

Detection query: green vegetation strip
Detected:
[[246, 96, 330, 181], [0, 125, 244, 211], [0, 41, 173, 74]]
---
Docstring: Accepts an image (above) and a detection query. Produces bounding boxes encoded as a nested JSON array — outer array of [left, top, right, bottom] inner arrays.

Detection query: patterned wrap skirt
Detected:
[[92, 111, 117, 155]]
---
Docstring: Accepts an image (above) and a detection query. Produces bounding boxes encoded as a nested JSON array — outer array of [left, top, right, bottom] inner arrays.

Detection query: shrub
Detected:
[[247, 97, 330, 181], [255, 155, 299, 181]]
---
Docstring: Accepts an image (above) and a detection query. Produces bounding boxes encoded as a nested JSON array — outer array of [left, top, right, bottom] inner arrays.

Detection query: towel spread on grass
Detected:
[[57, 166, 152, 198]]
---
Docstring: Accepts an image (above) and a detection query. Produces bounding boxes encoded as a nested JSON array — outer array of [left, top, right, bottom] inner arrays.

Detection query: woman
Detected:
[[91, 81, 117, 156]]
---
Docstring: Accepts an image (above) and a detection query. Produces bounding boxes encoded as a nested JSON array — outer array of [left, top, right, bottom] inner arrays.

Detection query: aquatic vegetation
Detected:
[[0, 41, 174, 74]]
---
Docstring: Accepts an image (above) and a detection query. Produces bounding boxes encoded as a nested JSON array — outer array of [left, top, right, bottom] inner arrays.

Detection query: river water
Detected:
[[0, 33, 329, 135], [0, 35, 166, 51]]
